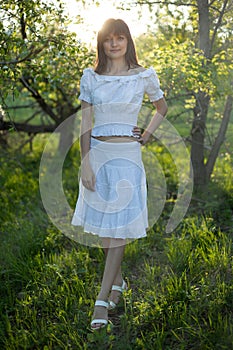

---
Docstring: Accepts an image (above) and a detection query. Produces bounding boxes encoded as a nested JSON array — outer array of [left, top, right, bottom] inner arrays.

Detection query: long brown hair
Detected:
[[94, 19, 140, 74]]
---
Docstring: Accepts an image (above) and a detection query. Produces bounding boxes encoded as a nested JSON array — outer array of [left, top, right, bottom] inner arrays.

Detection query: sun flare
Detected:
[[65, 0, 149, 46]]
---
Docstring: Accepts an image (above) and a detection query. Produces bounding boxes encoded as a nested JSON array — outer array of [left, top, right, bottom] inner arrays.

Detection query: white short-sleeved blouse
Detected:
[[78, 67, 164, 137]]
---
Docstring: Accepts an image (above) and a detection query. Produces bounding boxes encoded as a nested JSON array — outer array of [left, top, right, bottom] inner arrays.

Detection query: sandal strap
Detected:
[[108, 300, 117, 309], [91, 318, 108, 326], [111, 280, 127, 293], [94, 300, 109, 308]]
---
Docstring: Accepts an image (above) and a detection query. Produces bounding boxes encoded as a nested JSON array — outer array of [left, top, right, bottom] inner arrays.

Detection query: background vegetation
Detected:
[[1, 134, 232, 349], [0, 0, 233, 349]]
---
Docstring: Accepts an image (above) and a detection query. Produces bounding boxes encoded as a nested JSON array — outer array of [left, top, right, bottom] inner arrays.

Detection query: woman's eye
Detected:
[[119, 36, 125, 41]]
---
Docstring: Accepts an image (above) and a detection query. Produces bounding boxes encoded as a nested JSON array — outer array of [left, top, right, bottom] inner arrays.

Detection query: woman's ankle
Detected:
[[113, 275, 123, 286], [97, 291, 109, 302]]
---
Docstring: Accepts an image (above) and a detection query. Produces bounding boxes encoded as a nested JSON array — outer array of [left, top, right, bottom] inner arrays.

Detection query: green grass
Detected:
[[0, 133, 232, 349]]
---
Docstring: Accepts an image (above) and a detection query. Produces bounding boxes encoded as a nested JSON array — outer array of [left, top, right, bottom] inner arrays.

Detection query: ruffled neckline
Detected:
[[84, 67, 155, 81]]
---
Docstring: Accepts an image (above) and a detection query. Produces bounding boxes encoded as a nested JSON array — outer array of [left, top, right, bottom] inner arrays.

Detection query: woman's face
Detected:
[[103, 33, 128, 60]]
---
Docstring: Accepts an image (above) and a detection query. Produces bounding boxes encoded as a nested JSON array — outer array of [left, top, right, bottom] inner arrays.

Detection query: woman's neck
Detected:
[[104, 58, 129, 76]]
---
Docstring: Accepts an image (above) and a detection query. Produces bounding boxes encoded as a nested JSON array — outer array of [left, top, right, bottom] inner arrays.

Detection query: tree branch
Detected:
[[5, 103, 37, 110], [210, 0, 229, 54], [19, 8, 27, 40], [0, 42, 48, 66], [136, 0, 198, 7], [19, 75, 59, 123], [209, 0, 219, 7], [206, 93, 233, 180], [0, 120, 56, 134], [57, 86, 75, 110], [24, 111, 41, 124]]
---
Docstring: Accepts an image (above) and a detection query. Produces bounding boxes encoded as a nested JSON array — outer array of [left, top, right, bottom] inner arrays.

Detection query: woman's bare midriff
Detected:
[[92, 135, 139, 143]]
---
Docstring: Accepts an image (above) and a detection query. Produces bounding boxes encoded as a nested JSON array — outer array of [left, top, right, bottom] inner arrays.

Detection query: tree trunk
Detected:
[[206, 94, 233, 180], [197, 0, 210, 58], [191, 91, 210, 186], [58, 114, 75, 155], [190, 0, 210, 188]]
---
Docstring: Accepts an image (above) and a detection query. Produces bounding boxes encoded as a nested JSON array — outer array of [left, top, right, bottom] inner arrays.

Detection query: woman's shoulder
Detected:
[[82, 67, 95, 76], [80, 68, 97, 85], [81, 66, 157, 81], [128, 66, 157, 77], [128, 66, 146, 74]]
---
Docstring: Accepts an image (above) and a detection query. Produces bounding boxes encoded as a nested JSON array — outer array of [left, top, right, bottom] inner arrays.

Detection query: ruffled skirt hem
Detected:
[[71, 138, 148, 240]]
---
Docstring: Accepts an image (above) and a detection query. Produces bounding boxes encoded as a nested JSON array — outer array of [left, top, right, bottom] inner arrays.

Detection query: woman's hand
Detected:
[[132, 126, 149, 145], [81, 160, 96, 191], [132, 126, 143, 143]]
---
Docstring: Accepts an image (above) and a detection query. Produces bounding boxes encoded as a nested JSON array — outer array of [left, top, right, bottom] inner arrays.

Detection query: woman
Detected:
[[72, 18, 167, 330]]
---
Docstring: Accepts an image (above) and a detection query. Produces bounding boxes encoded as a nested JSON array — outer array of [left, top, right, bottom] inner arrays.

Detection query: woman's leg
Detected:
[[103, 247, 124, 305], [91, 239, 126, 328], [103, 247, 123, 287]]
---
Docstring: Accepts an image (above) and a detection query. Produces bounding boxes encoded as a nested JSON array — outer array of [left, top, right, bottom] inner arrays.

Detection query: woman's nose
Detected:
[[111, 38, 117, 46]]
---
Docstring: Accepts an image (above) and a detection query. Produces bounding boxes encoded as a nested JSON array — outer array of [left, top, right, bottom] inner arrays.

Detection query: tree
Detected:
[[130, 0, 233, 187], [0, 0, 95, 149]]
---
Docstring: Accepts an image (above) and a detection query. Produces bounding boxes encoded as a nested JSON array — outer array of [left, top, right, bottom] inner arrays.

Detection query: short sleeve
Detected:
[[144, 67, 164, 102], [78, 69, 93, 104]]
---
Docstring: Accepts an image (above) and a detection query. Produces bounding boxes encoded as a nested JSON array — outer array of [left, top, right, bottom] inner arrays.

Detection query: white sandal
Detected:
[[108, 280, 128, 310], [91, 300, 108, 330]]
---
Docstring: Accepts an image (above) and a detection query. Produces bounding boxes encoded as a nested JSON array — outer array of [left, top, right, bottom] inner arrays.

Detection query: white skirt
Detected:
[[71, 137, 148, 239]]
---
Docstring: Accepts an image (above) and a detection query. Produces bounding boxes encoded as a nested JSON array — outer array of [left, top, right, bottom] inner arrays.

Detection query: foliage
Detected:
[[0, 2, 232, 347], [135, 2, 233, 114], [1, 0, 232, 186], [0, 0, 95, 134], [136, 34, 233, 135], [0, 137, 232, 349], [134, 0, 233, 187]]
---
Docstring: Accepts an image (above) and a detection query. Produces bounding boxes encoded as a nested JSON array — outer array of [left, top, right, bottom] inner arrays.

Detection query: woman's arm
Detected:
[[133, 97, 168, 145], [80, 101, 96, 191]]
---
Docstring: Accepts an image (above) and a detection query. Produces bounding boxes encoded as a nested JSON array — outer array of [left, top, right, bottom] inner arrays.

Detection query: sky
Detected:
[[63, 0, 152, 46]]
